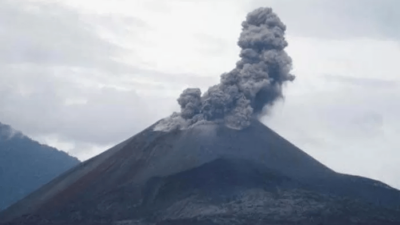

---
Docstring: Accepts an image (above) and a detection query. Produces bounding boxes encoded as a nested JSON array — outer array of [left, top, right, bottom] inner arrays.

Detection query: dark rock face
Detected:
[[0, 122, 80, 211], [1, 120, 400, 225]]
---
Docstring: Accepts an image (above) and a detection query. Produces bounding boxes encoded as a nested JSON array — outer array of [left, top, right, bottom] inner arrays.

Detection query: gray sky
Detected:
[[1, 0, 399, 188]]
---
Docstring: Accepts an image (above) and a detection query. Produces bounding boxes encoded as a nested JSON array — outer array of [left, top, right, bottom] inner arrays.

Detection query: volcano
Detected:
[[0, 120, 400, 225]]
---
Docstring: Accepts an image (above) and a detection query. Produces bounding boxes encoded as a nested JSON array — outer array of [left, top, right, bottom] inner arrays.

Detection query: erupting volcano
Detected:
[[1, 7, 400, 225], [155, 7, 294, 132]]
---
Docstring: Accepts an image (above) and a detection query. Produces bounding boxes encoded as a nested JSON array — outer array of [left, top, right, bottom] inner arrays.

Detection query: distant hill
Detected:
[[0, 122, 80, 211]]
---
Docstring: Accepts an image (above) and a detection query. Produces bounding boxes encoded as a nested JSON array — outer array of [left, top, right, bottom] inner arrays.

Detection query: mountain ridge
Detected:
[[0, 122, 80, 211]]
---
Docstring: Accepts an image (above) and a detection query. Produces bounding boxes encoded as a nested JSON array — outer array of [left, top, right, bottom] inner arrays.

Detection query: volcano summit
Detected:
[[1, 7, 400, 225]]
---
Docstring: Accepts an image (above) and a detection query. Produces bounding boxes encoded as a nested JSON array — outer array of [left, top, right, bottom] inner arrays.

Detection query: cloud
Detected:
[[263, 72, 400, 188], [0, 72, 158, 147], [0, 0, 177, 159], [254, 34, 400, 188], [248, 0, 400, 40], [322, 74, 399, 88], [0, 0, 127, 70], [192, 33, 231, 56]]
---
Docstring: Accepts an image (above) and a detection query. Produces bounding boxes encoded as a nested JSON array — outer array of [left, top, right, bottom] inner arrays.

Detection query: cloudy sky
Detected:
[[1, 0, 399, 188]]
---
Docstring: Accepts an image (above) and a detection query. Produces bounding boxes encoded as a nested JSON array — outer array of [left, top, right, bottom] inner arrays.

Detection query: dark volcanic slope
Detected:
[[0, 122, 80, 211], [1, 121, 400, 225]]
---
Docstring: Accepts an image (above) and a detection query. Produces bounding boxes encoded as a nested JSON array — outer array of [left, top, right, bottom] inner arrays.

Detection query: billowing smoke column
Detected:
[[155, 7, 295, 131]]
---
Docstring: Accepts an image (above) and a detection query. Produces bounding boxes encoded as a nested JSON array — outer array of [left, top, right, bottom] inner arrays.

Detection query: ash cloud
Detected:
[[155, 7, 294, 131]]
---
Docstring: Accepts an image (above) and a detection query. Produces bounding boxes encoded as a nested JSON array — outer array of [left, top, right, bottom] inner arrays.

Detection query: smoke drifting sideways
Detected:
[[155, 7, 295, 132]]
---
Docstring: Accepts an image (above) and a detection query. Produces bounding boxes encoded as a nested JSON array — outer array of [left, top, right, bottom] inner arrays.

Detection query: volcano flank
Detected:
[[1, 120, 400, 225]]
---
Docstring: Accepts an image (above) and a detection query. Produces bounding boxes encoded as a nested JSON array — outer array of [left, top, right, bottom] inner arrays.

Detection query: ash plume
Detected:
[[155, 7, 295, 132]]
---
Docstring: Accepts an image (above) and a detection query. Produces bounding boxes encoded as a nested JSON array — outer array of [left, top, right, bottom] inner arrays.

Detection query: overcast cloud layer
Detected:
[[0, 0, 399, 188], [249, 0, 400, 40]]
